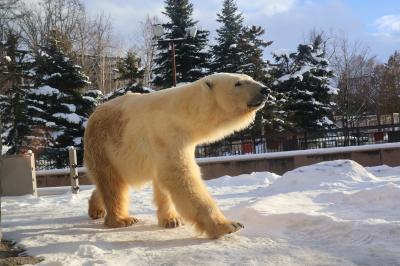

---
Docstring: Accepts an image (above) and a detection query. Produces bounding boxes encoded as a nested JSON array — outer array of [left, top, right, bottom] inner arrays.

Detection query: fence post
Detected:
[[68, 147, 79, 194]]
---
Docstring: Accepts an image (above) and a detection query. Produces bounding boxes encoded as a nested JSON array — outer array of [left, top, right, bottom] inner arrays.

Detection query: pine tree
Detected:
[[273, 36, 338, 132], [268, 50, 293, 132], [235, 25, 273, 137], [152, 0, 210, 88], [237, 26, 272, 80], [211, 0, 244, 73], [116, 51, 145, 86], [104, 51, 152, 101], [30, 30, 90, 153], [80, 89, 103, 119], [104, 86, 153, 102], [0, 30, 33, 154]]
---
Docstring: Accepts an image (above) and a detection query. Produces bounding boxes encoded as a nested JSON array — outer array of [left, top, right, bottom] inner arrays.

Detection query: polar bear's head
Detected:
[[202, 73, 269, 114]]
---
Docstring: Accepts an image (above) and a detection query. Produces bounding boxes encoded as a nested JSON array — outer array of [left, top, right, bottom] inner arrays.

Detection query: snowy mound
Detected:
[[207, 171, 279, 187], [3, 160, 400, 265], [343, 182, 400, 206], [366, 164, 400, 177], [270, 160, 377, 192]]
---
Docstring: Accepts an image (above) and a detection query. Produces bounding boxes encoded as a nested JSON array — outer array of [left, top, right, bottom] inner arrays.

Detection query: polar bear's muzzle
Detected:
[[247, 86, 270, 108]]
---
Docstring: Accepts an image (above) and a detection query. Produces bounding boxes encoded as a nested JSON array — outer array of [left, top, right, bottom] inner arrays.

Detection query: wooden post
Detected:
[[68, 147, 79, 194]]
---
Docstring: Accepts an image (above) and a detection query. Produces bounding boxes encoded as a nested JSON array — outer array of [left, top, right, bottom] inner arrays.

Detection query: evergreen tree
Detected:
[[104, 86, 153, 101], [237, 26, 272, 80], [0, 30, 33, 154], [235, 25, 273, 137], [152, 0, 210, 88], [80, 89, 103, 119], [30, 29, 90, 152], [104, 51, 152, 101], [273, 36, 338, 132], [268, 50, 293, 132], [211, 0, 244, 73], [117, 51, 145, 86]]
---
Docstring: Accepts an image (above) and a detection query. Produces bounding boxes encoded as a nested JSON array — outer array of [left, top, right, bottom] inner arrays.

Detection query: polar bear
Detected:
[[84, 73, 269, 238]]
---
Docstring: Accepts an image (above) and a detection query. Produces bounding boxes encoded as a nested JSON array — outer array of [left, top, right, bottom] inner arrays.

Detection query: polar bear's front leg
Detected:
[[153, 181, 183, 228], [156, 157, 243, 238]]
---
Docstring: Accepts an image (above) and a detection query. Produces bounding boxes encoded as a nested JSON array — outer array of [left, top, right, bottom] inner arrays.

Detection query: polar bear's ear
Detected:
[[205, 80, 213, 90]]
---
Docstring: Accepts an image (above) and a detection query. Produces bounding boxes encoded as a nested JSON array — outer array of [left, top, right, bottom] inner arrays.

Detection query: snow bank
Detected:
[[269, 160, 377, 192], [3, 160, 400, 265]]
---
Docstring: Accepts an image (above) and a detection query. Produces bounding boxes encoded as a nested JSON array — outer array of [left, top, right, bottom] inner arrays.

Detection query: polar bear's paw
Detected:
[[207, 221, 244, 239], [88, 207, 106, 220], [159, 217, 184, 228], [105, 216, 139, 228]]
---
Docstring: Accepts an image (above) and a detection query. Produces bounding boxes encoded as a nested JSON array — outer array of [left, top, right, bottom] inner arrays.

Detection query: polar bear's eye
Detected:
[[235, 81, 242, 87]]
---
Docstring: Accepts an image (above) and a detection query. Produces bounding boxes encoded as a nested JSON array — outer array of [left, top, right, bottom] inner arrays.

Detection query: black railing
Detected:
[[195, 124, 400, 158], [35, 147, 84, 170], [34, 124, 400, 169]]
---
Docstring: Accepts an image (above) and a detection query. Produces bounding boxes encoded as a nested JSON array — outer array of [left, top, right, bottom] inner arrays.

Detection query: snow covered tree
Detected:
[[116, 51, 144, 86], [235, 25, 273, 137], [30, 29, 90, 152], [104, 86, 153, 101], [211, 0, 243, 73], [80, 89, 103, 118], [0, 30, 33, 154], [237, 26, 272, 80], [152, 0, 210, 88], [272, 36, 338, 132], [105, 51, 152, 101]]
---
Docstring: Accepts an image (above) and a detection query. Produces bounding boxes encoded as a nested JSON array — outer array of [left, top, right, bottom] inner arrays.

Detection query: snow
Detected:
[[50, 130, 64, 140], [32, 117, 48, 123], [31, 85, 60, 96], [3, 160, 400, 265], [1, 145, 10, 154], [82, 96, 96, 102], [27, 105, 44, 113], [327, 84, 339, 95], [73, 137, 82, 145], [277, 65, 313, 83], [43, 73, 62, 80], [53, 113, 82, 124], [62, 103, 77, 112]]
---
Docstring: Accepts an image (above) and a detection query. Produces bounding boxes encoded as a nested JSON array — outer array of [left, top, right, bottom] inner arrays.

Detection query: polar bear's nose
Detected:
[[260, 86, 270, 96]]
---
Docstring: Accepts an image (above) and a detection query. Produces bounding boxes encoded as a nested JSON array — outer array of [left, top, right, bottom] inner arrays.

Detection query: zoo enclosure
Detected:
[[35, 123, 400, 170]]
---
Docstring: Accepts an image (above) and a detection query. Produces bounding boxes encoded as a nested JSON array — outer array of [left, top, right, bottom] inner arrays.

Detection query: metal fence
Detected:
[[195, 124, 400, 157], [35, 147, 84, 170], [34, 124, 400, 169]]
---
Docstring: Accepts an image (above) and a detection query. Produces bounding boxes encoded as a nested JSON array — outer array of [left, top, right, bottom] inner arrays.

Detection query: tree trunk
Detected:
[[0, 115, 3, 241]]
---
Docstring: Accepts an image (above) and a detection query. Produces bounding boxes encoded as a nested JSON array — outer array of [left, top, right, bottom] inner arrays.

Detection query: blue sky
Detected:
[[82, 0, 400, 62]]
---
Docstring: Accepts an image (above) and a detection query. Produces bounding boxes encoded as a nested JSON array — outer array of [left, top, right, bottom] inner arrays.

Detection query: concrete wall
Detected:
[[35, 144, 400, 187], [200, 147, 400, 179], [36, 173, 91, 188], [1, 154, 37, 196]]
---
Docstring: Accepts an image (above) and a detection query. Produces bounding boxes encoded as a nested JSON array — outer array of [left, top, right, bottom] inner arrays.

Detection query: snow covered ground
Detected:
[[3, 160, 400, 265]]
